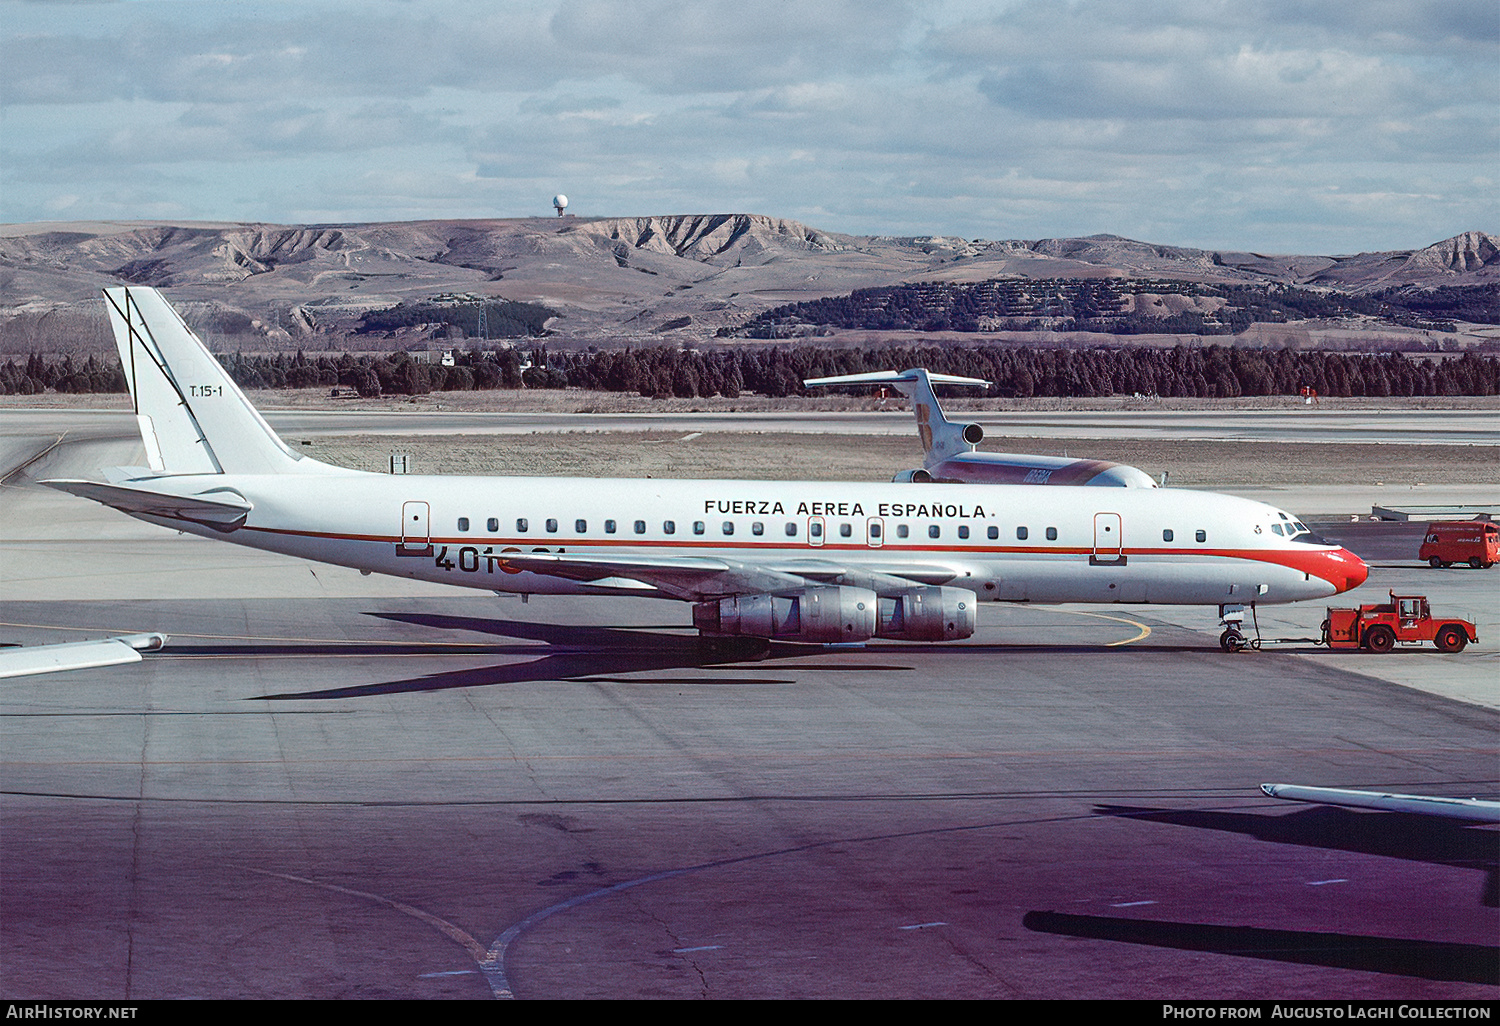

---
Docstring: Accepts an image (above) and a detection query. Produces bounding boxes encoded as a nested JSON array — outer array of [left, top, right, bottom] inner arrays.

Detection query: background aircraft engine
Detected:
[[961, 423, 984, 445], [693, 586, 878, 643], [876, 587, 977, 641]]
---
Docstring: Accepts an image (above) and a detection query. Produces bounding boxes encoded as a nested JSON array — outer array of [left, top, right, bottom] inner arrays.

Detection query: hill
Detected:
[[0, 216, 1495, 354]]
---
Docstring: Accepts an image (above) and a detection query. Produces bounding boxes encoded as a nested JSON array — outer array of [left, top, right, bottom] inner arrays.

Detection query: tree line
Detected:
[[5, 344, 1497, 399]]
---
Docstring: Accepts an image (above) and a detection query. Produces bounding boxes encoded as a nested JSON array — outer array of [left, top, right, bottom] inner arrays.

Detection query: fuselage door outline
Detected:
[[398, 500, 433, 557], [1090, 511, 1126, 566]]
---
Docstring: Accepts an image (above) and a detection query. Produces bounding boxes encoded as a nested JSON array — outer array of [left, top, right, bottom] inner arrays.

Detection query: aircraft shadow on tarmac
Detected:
[[249, 613, 895, 700], [1095, 803, 1499, 901], [235, 612, 1222, 701], [1039, 804, 1500, 983], [1021, 910, 1498, 985]]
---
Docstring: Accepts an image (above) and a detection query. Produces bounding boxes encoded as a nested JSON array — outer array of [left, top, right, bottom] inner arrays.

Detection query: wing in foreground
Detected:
[[0, 633, 168, 680], [1261, 783, 1500, 823]]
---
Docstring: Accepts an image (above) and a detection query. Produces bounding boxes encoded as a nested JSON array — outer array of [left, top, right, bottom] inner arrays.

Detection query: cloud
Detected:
[[1, 0, 1494, 251]]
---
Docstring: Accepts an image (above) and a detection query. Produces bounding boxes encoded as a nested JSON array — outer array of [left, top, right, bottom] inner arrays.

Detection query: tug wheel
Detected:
[[1364, 625, 1396, 654], [1435, 626, 1468, 653], [1428, 557, 1443, 568]]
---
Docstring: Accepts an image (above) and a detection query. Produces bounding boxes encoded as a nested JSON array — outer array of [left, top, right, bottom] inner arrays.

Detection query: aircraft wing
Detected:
[[41, 479, 252, 530], [1261, 783, 1500, 823], [495, 552, 962, 600], [0, 633, 168, 680]]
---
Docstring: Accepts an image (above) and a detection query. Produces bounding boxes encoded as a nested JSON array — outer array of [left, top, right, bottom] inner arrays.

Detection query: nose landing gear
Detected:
[[1219, 603, 1258, 652]]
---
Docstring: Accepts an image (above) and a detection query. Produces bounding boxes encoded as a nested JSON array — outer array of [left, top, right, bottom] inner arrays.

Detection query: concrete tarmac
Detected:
[[1, 411, 1496, 1000]]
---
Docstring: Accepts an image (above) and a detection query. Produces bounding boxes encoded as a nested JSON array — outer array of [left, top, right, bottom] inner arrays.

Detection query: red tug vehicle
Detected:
[[1322, 592, 1478, 653]]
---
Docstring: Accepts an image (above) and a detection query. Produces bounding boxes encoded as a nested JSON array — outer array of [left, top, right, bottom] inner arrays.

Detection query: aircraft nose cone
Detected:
[[1336, 548, 1369, 592]]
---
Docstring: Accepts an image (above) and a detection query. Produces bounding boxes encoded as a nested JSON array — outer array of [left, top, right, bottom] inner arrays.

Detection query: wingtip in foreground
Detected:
[[0, 633, 168, 680], [1261, 783, 1500, 823]]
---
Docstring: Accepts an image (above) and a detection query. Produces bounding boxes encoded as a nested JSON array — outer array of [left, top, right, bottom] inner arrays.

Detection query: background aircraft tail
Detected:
[[104, 286, 312, 475], [803, 368, 990, 466]]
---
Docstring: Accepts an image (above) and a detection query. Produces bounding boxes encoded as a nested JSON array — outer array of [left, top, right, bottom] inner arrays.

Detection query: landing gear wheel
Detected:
[[1220, 629, 1246, 653], [1429, 556, 1443, 568], [1435, 626, 1468, 653], [1364, 625, 1396, 653]]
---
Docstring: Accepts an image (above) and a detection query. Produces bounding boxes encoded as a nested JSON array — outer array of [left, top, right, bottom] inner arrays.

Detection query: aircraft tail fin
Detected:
[[103, 286, 310, 475], [803, 368, 990, 465]]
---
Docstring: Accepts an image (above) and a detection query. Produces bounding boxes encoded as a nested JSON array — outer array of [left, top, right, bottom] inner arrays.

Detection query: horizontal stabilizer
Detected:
[[0, 633, 167, 680], [41, 478, 252, 530], [803, 369, 991, 389], [1261, 783, 1500, 823]]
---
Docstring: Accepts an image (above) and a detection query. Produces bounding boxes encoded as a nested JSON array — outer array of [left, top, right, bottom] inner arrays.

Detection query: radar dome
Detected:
[[552, 194, 569, 216]]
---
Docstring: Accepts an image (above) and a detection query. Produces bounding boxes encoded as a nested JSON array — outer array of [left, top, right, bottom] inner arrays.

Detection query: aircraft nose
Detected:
[[1333, 547, 1369, 592]]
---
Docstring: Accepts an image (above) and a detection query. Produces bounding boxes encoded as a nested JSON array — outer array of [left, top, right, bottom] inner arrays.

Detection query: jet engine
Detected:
[[693, 586, 877, 643], [876, 587, 977, 641]]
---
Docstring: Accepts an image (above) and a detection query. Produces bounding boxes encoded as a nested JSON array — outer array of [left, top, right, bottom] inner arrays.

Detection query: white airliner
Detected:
[[43, 287, 1368, 646], [804, 368, 1159, 487]]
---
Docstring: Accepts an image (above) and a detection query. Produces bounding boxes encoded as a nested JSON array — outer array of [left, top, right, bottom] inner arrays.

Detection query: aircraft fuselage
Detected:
[[130, 471, 1365, 606]]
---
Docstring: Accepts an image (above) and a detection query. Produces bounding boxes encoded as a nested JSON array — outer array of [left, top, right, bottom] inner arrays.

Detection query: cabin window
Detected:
[[722, 521, 735, 535], [896, 524, 909, 539], [1046, 527, 1057, 541], [604, 520, 617, 534], [516, 518, 529, 533], [457, 517, 470, 532], [785, 522, 798, 537], [634, 520, 646, 535], [869, 522, 882, 539], [839, 523, 852, 538], [958, 525, 970, 540], [486, 518, 499, 533], [928, 525, 941, 539], [1016, 526, 1029, 540], [810, 522, 823, 538], [988, 526, 999, 540], [546, 518, 558, 533], [752, 522, 764, 536], [1196, 529, 1207, 543], [1162, 529, 1174, 542], [663, 520, 675, 534], [575, 519, 587, 533], [693, 521, 705, 535]]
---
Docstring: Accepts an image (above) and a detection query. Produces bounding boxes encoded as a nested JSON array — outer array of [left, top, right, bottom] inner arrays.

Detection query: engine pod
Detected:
[[876, 586, 977, 641]]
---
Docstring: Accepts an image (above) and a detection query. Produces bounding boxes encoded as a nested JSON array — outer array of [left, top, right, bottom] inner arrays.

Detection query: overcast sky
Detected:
[[2, 0, 1495, 252]]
